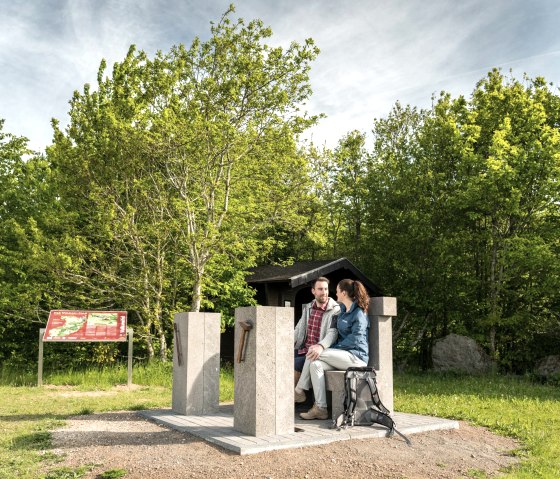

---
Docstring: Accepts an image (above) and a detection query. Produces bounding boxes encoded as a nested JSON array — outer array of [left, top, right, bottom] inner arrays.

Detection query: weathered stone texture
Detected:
[[535, 355, 560, 377], [233, 306, 294, 437], [432, 334, 493, 374], [172, 312, 221, 415]]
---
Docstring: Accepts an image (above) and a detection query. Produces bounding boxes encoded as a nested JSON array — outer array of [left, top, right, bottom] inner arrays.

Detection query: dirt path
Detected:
[[47, 411, 520, 478]]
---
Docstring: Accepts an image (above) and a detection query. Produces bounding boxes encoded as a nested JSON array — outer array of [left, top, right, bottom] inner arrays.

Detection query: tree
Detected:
[[461, 70, 560, 367], [146, 5, 320, 310], [306, 132, 369, 261], [357, 72, 560, 371], [364, 102, 459, 367], [0, 120, 62, 365], [331, 131, 369, 261], [48, 5, 320, 359]]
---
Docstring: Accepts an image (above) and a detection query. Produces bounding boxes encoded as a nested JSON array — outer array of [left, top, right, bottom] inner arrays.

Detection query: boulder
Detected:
[[535, 355, 560, 378], [432, 333, 493, 374]]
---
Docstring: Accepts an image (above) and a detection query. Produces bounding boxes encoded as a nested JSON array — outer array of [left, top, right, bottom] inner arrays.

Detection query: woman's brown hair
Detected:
[[337, 279, 369, 311]]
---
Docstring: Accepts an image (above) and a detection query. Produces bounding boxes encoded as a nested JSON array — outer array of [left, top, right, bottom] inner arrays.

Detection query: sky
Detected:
[[1, 0, 560, 153]]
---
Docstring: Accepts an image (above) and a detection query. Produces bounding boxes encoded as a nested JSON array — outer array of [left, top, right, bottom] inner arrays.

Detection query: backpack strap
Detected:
[[333, 366, 412, 445], [368, 408, 412, 446], [363, 372, 390, 415], [332, 368, 359, 429]]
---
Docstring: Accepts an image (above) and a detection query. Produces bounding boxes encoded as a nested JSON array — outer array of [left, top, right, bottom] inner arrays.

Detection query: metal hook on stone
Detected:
[[236, 319, 253, 363]]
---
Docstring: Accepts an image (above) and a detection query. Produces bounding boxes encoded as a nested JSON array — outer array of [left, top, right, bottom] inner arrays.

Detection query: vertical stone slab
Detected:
[[368, 297, 396, 413], [172, 312, 221, 415], [203, 313, 221, 412], [234, 307, 257, 434], [254, 307, 275, 436], [234, 306, 294, 437], [274, 307, 293, 434]]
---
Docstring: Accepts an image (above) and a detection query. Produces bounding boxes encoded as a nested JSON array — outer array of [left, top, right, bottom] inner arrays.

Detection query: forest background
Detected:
[[1, 7, 559, 374]]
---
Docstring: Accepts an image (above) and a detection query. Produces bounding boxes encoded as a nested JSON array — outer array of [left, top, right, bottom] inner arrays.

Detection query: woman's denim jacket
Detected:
[[331, 301, 369, 364]]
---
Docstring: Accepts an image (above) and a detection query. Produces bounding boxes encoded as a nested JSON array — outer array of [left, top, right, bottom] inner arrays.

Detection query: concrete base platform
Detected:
[[139, 404, 459, 455]]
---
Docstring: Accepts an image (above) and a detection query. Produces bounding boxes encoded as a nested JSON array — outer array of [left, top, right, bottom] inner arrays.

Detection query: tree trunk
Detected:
[[489, 218, 500, 359], [154, 298, 167, 361], [157, 323, 167, 361], [355, 217, 362, 258], [191, 267, 204, 312], [136, 310, 155, 360], [489, 326, 496, 360]]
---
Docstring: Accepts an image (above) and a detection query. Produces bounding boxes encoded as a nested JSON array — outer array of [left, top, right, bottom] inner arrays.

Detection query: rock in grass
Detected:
[[535, 355, 560, 378], [432, 334, 494, 374]]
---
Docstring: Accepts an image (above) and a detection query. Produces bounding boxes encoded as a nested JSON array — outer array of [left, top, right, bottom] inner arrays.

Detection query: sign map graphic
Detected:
[[44, 310, 127, 342]]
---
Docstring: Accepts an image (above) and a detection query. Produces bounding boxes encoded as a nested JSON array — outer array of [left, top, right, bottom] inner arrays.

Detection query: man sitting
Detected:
[[293, 276, 339, 402]]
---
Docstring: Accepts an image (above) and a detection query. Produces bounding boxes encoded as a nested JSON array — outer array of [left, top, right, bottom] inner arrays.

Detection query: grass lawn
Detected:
[[0, 364, 558, 478], [394, 372, 560, 478]]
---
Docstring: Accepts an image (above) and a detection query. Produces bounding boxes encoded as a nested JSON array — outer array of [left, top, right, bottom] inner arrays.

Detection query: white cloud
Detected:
[[1, 0, 560, 152]]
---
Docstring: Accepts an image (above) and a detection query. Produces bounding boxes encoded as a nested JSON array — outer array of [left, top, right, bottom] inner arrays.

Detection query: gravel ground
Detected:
[[47, 411, 520, 478]]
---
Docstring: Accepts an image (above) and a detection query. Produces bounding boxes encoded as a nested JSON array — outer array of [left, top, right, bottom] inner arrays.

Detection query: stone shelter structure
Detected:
[[220, 258, 382, 362], [247, 258, 382, 322]]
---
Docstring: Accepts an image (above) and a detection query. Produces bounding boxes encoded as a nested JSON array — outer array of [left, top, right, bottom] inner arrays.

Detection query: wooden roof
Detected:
[[247, 257, 381, 294]]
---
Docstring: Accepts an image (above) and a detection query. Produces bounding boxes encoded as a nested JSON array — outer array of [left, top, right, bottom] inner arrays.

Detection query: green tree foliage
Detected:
[[303, 131, 370, 263], [2, 31, 558, 376], [330, 131, 370, 261], [146, 8, 320, 309], [0, 121, 63, 364], [47, 6, 319, 359], [359, 71, 560, 371], [464, 71, 560, 368]]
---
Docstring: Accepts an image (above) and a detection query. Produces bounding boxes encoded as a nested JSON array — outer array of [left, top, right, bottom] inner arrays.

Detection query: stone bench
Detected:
[[325, 297, 396, 419]]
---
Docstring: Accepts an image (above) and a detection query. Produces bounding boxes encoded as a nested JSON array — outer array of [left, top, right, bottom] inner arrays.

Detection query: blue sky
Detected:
[[1, 0, 560, 152]]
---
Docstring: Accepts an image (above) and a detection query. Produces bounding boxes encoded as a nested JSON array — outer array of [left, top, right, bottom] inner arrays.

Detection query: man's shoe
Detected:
[[299, 403, 328, 420], [294, 389, 306, 403]]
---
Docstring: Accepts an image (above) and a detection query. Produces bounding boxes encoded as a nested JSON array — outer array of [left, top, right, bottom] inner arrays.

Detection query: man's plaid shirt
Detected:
[[298, 300, 328, 355]]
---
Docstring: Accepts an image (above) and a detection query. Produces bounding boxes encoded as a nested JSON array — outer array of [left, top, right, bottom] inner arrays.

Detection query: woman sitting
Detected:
[[295, 278, 369, 420]]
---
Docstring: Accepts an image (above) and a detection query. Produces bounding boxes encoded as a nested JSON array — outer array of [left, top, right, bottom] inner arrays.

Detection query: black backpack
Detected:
[[332, 366, 411, 445]]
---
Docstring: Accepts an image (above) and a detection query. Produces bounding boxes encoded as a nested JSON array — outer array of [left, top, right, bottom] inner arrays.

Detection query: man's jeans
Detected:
[[294, 349, 306, 372]]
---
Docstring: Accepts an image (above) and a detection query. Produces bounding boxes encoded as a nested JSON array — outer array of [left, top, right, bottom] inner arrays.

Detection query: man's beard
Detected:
[[316, 296, 328, 304]]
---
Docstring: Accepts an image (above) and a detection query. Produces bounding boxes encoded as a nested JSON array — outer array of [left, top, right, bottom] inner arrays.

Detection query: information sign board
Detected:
[[44, 310, 127, 342]]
